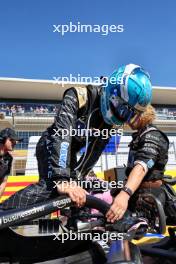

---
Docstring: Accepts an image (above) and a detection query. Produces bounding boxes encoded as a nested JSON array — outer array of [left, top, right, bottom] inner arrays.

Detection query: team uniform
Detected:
[[0, 153, 12, 187], [0, 86, 112, 209], [126, 124, 169, 181], [0, 128, 23, 198], [126, 124, 169, 207]]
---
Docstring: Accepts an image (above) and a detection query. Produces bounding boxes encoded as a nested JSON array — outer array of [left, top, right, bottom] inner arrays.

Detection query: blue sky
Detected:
[[0, 0, 176, 86]]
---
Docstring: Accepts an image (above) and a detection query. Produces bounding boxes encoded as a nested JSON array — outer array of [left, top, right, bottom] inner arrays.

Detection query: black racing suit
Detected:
[[0, 86, 113, 209], [126, 124, 169, 207]]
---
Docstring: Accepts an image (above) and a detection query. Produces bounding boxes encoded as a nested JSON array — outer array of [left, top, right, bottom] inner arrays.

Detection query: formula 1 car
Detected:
[[0, 194, 151, 264], [0, 172, 176, 264]]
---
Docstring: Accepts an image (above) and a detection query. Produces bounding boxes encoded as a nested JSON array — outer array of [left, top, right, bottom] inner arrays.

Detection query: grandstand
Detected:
[[0, 77, 176, 176]]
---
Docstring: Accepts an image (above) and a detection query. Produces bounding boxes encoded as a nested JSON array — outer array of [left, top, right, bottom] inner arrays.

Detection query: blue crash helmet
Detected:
[[100, 64, 152, 126]]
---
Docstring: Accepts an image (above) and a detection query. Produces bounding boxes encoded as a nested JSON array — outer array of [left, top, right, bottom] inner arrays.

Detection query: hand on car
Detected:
[[106, 191, 130, 222], [57, 181, 88, 207]]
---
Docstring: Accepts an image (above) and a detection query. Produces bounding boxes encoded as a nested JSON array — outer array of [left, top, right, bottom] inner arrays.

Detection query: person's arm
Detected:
[[57, 132, 111, 207], [48, 88, 80, 181], [106, 164, 146, 222], [52, 88, 89, 206], [124, 163, 146, 193], [0, 176, 8, 198], [106, 130, 168, 222]]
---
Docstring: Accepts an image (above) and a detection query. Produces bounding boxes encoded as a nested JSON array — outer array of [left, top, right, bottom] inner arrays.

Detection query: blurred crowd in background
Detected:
[[0, 103, 59, 116], [0, 103, 176, 119]]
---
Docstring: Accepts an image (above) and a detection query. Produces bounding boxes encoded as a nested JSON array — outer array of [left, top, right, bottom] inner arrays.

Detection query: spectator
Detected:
[[0, 128, 23, 198]]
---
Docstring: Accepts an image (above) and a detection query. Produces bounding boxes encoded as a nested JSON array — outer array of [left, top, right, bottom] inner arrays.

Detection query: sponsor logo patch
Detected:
[[147, 159, 155, 169], [59, 142, 69, 168], [53, 198, 71, 209]]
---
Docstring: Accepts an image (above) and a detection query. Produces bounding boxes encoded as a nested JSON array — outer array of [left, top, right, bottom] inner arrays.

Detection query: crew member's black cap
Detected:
[[0, 128, 23, 142]]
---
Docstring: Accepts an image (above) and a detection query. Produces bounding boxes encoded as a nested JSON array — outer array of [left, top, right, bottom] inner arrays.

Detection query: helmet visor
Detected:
[[109, 95, 142, 124]]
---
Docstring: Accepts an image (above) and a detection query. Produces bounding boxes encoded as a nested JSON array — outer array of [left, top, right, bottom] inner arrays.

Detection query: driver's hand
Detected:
[[57, 181, 88, 207], [106, 191, 129, 222]]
